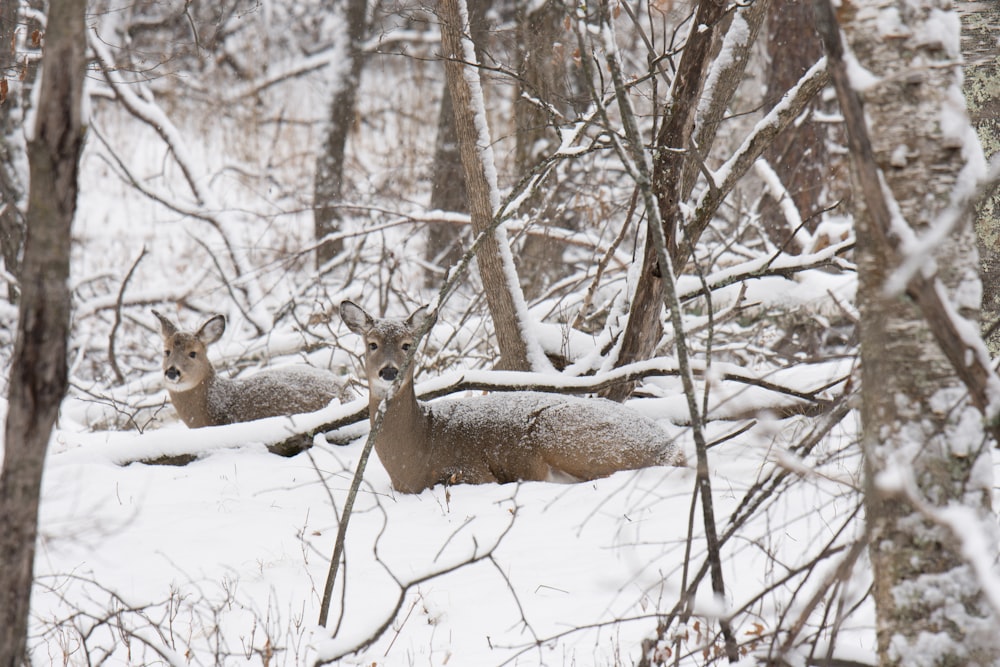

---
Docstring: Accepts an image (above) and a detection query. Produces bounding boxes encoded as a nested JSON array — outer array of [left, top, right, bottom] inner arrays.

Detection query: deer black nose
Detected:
[[379, 367, 398, 382], [165, 367, 180, 381]]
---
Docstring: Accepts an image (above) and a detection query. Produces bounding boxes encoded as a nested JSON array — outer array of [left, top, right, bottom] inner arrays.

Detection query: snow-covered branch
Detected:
[[682, 58, 830, 264]]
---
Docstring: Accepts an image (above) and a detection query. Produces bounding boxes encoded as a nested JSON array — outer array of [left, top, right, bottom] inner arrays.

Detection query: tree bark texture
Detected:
[[960, 0, 1000, 353], [425, 0, 489, 285], [513, 0, 585, 298], [757, 0, 828, 253], [681, 0, 771, 199], [817, 0, 1000, 662], [0, 0, 85, 664], [0, 0, 32, 301], [603, 0, 729, 401], [426, 83, 471, 280], [439, 0, 537, 371], [313, 0, 369, 267]]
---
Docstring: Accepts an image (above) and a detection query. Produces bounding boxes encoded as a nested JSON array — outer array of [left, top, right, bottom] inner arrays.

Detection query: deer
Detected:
[[340, 300, 685, 494], [151, 309, 353, 434]]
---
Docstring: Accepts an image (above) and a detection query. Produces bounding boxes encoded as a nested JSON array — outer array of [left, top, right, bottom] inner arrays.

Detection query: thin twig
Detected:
[[108, 245, 148, 385]]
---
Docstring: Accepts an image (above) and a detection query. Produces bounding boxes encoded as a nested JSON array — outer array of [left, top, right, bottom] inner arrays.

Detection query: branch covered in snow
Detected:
[[682, 59, 830, 266]]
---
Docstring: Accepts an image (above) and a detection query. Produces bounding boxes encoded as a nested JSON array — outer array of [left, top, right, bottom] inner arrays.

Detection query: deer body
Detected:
[[152, 310, 352, 428], [340, 301, 685, 494]]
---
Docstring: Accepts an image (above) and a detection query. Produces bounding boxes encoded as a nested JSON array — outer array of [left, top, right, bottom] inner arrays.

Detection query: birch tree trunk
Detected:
[[439, 0, 542, 371], [0, 0, 85, 662], [960, 0, 1000, 353], [817, 0, 1000, 662]]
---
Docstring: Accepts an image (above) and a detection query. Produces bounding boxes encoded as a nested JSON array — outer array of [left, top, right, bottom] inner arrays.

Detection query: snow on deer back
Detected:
[[152, 309, 353, 429], [340, 300, 686, 494]]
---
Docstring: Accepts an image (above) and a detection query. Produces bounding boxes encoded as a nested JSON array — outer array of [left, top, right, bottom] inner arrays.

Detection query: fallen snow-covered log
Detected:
[[50, 357, 848, 467]]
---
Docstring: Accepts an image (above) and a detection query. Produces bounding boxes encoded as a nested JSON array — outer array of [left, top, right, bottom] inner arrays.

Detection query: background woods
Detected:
[[2, 0, 1000, 665]]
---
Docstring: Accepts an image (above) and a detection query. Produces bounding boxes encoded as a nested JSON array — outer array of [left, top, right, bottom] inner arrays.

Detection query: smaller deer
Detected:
[[152, 310, 353, 430], [340, 300, 685, 494]]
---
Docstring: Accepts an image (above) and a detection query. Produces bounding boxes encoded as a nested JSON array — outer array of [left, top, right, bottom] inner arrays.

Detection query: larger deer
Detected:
[[152, 310, 353, 430], [340, 300, 685, 494]]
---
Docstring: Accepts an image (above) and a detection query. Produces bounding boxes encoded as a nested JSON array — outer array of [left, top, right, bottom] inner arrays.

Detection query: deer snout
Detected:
[[378, 366, 399, 382], [164, 367, 181, 382]]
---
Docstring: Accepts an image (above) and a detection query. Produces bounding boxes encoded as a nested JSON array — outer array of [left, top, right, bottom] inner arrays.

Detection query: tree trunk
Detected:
[[602, 0, 728, 401], [513, 0, 583, 298], [680, 0, 771, 200], [757, 0, 826, 253], [0, 0, 33, 302], [961, 0, 1000, 353], [425, 83, 470, 283], [313, 0, 369, 268], [424, 0, 489, 286], [0, 0, 85, 663], [816, 0, 1000, 662], [439, 0, 541, 371]]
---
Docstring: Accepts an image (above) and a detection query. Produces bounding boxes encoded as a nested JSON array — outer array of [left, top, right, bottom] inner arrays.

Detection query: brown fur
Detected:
[[152, 310, 352, 428], [340, 301, 685, 494]]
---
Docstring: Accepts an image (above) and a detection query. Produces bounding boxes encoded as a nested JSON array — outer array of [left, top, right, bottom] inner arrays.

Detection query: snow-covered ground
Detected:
[[29, 394, 871, 666], [1, 7, 890, 664]]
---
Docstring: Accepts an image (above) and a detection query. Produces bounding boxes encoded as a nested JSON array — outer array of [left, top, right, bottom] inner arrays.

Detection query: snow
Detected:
[[844, 50, 879, 92], [4, 1, 998, 664], [30, 413, 870, 665]]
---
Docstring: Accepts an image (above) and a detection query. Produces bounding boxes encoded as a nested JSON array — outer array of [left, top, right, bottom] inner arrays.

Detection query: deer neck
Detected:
[[368, 377, 432, 491], [167, 370, 222, 428]]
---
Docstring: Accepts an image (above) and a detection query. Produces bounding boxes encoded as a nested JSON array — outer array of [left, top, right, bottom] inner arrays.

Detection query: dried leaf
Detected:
[[31, 29, 42, 48], [0, 79, 7, 105]]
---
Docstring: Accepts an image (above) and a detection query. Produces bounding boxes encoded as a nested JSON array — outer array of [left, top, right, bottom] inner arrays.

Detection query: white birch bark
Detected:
[[959, 0, 1000, 353], [842, 0, 1000, 663]]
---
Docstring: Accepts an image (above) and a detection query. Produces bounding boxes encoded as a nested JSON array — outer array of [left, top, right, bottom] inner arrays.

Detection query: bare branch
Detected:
[[108, 246, 148, 384]]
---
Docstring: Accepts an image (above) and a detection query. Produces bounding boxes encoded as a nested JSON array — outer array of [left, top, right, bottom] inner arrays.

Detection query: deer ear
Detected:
[[197, 314, 226, 345], [406, 305, 435, 330], [340, 300, 373, 335], [151, 309, 178, 338]]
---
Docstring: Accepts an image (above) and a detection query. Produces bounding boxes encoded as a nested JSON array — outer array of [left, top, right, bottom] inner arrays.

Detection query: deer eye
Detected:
[[163, 349, 170, 358], [188, 351, 197, 359], [401, 343, 411, 352], [368, 342, 378, 351]]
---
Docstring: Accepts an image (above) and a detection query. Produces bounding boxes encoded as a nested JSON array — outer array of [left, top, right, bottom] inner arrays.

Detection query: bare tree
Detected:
[[603, 0, 730, 401], [756, 0, 828, 253], [0, 0, 86, 663], [424, 0, 490, 284], [512, 0, 584, 297], [815, 0, 1000, 662], [439, 0, 543, 371], [314, 0, 370, 267]]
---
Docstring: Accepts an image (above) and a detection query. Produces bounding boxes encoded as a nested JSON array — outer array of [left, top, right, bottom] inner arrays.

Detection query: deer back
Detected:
[[389, 392, 681, 490], [152, 309, 349, 428], [221, 366, 352, 423], [340, 300, 685, 494]]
